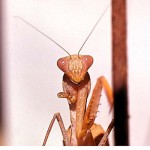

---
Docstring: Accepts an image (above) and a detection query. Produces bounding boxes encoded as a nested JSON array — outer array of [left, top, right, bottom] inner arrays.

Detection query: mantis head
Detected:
[[57, 55, 93, 84]]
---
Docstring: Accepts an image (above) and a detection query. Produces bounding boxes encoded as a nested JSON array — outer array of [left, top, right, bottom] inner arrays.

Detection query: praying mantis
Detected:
[[15, 3, 114, 146]]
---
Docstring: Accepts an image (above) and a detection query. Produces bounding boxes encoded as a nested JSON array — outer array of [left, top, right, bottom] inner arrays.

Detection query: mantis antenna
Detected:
[[78, 4, 110, 56], [14, 16, 71, 58], [15, 3, 110, 57]]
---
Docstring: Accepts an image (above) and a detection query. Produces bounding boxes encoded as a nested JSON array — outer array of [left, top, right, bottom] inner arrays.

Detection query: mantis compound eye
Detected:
[[57, 58, 69, 73], [82, 55, 93, 70]]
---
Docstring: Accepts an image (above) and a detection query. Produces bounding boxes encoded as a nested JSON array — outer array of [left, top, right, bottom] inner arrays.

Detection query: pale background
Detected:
[[2, 0, 150, 146]]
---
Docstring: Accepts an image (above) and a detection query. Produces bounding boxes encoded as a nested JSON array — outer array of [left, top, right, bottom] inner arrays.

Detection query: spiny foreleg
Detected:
[[78, 76, 113, 141], [82, 76, 113, 132]]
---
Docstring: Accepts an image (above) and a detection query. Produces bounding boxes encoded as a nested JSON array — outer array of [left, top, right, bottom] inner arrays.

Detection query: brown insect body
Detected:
[[57, 54, 112, 145]]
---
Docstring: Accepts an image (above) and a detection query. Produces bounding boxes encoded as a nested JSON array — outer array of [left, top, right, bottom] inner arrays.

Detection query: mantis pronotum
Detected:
[[15, 3, 114, 146]]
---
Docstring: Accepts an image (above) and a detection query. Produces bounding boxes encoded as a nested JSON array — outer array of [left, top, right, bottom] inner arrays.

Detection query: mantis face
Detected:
[[57, 54, 93, 84]]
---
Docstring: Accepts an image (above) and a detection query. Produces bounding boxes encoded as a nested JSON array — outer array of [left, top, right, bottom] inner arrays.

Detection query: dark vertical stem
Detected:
[[0, 0, 4, 145], [112, 0, 129, 145]]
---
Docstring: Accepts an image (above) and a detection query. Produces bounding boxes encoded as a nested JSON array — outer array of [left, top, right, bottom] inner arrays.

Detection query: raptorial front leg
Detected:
[[42, 112, 71, 146], [82, 76, 113, 131], [78, 76, 113, 142]]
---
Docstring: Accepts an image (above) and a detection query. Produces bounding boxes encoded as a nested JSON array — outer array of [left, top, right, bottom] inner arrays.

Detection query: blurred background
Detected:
[[0, 0, 150, 146]]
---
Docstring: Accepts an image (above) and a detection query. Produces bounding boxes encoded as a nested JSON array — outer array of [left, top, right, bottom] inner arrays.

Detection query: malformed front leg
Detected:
[[57, 92, 76, 104], [42, 112, 71, 146]]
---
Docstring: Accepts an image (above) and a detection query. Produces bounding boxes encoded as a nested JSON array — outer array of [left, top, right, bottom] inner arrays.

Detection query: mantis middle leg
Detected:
[[42, 112, 71, 146]]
